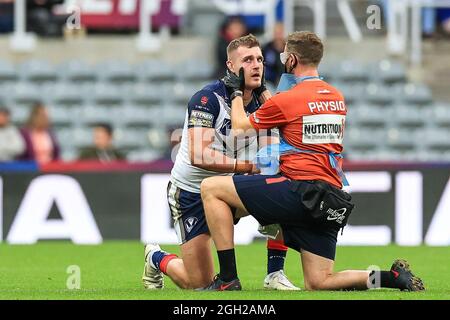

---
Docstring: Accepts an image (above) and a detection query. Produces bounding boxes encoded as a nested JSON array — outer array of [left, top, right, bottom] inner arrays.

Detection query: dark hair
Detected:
[[226, 33, 261, 58], [286, 31, 324, 66], [94, 122, 113, 136], [26, 102, 47, 129]]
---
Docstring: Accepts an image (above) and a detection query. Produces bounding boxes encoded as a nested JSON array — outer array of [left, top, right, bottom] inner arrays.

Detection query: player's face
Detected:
[[228, 46, 264, 90]]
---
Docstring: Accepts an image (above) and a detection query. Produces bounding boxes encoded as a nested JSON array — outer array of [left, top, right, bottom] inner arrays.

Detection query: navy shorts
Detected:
[[233, 174, 340, 260], [167, 181, 209, 244]]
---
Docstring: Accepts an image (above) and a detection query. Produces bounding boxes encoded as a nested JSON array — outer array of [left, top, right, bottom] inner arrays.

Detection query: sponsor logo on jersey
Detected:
[[302, 114, 345, 144], [189, 110, 214, 127]]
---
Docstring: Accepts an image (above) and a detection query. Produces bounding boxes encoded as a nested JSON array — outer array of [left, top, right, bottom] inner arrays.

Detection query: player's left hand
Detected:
[[222, 67, 245, 93]]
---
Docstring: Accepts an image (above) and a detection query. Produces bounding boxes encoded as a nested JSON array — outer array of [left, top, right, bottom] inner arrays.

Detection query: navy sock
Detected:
[[267, 249, 287, 274], [151, 250, 168, 271], [217, 249, 238, 282]]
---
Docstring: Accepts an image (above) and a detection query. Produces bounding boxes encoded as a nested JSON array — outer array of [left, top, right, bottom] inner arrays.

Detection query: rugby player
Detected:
[[142, 34, 299, 290], [199, 31, 425, 291]]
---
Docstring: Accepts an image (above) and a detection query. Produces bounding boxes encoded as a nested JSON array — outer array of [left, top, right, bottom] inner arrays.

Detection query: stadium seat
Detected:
[[60, 148, 79, 161], [351, 104, 389, 128], [336, 60, 369, 84], [337, 83, 365, 105], [396, 83, 433, 105], [77, 105, 115, 125], [9, 105, 29, 125], [344, 127, 385, 151], [58, 60, 97, 83], [126, 149, 164, 162], [97, 60, 137, 84], [424, 128, 450, 151], [171, 82, 203, 104], [390, 105, 425, 128], [364, 83, 395, 106], [119, 105, 154, 128], [125, 83, 164, 107], [114, 127, 150, 150], [178, 60, 214, 82], [18, 59, 58, 83], [147, 127, 172, 151], [42, 83, 85, 106], [71, 126, 94, 149], [9, 82, 43, 106], [48, 106, 74, 127], [159, 104, 187, 127], [136, 60, 176, 83], [318, 60, 337, 82], [386, 127, 419, 151], [425, 103, 450, 128], [90, 83, 124, 106], [0, 60, 18, 83], [371, 60, 407, 84]]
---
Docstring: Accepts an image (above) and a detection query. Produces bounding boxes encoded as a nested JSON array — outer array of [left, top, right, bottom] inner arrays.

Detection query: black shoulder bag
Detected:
[[291, 180, 355, 231]]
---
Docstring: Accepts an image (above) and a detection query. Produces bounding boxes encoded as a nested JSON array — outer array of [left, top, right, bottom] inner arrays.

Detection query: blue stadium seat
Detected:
[[351, 104, 389, 128], [97, 60, 137, 84], [344, 127, 385, 151], [90, 83, 124, 106], [0, 60, 18, 83], [178, 60, 214, 82], [58, 60, 97, 83], [125, 83, 164, 107], [114, 127, 150, 150], [386, 127, 419, 150], [390, 105, 425, 128], [9, 105, 29, 125], [77, 105, 114, 125], [336, 60, 369, 84], [337, 83, 365, 105], [42, 83, 85, 106], [426, 103, 450, 128], [424, 128, 450, 150], [9, 82, 43, 106], [364, 83, 395, 106], [119, 104, 154, 128], [47, 106, 74, 127], [136, 60, 176, 83], [371, 60, 407, 84], [19, 59, 58, 83], [395, 83, 433, 105]]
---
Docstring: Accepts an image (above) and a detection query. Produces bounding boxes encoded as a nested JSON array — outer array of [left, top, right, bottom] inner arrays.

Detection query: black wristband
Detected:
[[230, 90, 243, 101]]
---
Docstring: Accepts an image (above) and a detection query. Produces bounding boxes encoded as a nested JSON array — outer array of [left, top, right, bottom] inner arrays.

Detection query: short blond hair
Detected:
[[286, 31, 323, 66], [226, 34, 261, 59]]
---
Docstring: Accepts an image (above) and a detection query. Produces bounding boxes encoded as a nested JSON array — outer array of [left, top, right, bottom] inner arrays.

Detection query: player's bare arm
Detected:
[[188, 127, 257, 174]]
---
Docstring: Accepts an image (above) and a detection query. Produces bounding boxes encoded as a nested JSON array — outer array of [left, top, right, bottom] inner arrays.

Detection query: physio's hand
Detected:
[[222, 67, 245, 93]]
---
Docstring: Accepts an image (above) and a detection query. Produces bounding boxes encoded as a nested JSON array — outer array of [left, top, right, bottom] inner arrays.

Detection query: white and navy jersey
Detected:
[[170, 80, 262, 193]]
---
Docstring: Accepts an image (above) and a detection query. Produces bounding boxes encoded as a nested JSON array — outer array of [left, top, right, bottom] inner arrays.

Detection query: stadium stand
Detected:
[[0, 0, 448, 164], [0, 55, 448, 162]]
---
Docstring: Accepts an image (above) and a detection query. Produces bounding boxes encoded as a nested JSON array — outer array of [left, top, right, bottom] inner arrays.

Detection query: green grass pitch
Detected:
[[0, 241, 449, 300]]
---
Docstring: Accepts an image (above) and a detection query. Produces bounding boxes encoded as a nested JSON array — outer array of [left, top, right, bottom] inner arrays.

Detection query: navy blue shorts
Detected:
[[167, 181, 209, 244], [233, 174, 340, 260]]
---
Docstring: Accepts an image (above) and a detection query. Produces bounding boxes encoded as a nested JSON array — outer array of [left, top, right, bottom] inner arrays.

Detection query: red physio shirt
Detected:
[[249, 80, 347, 188]]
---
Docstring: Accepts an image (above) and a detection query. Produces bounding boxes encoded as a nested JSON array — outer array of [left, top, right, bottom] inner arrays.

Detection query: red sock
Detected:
[[267, 239, 288, 251], [159, 254, 177, 274]]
